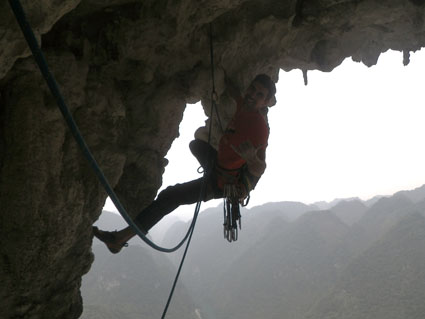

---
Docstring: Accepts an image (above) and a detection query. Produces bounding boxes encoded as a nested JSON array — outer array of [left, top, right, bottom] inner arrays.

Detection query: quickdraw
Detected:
[[222, 184, 249, 242], [223, 196, 241, 242]]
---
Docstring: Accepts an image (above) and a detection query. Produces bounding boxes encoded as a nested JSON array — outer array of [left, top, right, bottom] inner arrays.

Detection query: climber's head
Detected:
[[243, 74, 276, 110]]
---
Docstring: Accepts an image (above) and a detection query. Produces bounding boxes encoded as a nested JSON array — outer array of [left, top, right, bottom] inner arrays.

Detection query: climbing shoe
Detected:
[[92, 226, 128, 254]]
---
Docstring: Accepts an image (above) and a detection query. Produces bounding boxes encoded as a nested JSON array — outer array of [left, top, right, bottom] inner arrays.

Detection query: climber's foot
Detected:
[[92, 226, 128, 254]]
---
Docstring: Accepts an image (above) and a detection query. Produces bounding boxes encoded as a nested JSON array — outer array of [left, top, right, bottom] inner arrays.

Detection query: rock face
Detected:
[[1, 0, 425, 318]]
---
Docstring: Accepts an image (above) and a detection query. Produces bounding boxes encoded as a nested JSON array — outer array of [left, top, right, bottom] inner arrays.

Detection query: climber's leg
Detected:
[[135, 176, 210, 232], [189, 139, 217, 172], [93, 173, 221, 253]]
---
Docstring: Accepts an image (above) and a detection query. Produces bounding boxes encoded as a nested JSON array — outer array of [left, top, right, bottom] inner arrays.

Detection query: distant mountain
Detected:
[[394, 184, 425, 203], [149, 214, 181, 244], [164, 187, 425, 319], [356, 193, 414, 240], [341, 193, 415, 258], [313, 197, 360, 210], [363, 195, 385, 207], [330, 199, 368, 226], [84, 184, 425, 319], [308, 213, 425, 319], [162, 201, 315, 267], [248, 201, 317, 221], [160, 201, 316, 316], [312, 184, 425, 210], [81, 244, 198, 319], [86, 211, 198, 319], [208, 210, 350, 319]]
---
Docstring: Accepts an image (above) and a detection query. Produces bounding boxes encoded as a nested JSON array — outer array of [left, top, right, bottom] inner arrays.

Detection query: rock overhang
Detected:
[[1, 0, 425, 318]]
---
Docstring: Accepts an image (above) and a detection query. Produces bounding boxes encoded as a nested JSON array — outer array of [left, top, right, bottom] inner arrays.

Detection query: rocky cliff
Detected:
[[1, 0, 425, 318]]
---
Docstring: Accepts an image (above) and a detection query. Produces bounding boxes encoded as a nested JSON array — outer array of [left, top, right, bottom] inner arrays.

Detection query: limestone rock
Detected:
[[1, 0, 425, 318]]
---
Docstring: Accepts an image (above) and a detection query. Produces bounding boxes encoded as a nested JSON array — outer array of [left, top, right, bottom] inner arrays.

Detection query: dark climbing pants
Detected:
[[135, 139, 220, 232], [189, 139, 217, 173]]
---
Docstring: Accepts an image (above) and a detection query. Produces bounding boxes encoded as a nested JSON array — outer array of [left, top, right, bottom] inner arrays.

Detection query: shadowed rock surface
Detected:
[[1, 0, 425, 318]]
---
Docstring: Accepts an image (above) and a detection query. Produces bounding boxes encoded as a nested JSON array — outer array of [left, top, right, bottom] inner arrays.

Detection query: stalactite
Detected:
[[302, 69, 308, 86], [403, 50, 411, 66]]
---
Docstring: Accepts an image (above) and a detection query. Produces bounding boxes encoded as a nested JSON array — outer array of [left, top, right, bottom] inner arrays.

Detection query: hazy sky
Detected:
[[104, 49, 425, 220]]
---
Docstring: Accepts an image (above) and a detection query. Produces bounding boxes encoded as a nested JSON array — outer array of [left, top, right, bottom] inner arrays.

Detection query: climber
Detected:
[[93, 74, 276, 253]]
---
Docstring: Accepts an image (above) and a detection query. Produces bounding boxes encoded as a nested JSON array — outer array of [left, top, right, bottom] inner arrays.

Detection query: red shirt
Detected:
[[216, 97, 269, 187]]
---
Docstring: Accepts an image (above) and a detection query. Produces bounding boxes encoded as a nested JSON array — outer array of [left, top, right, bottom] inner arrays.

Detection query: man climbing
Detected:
[[93, 74, 276, 253]]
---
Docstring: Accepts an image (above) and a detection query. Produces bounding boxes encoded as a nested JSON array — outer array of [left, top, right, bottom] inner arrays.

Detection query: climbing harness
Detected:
[[9, 1, 217, 318], [215, 164, 249, 242]]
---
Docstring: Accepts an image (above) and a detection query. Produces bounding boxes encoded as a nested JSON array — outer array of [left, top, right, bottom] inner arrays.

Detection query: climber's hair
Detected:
[[253, 74, 276, 100]]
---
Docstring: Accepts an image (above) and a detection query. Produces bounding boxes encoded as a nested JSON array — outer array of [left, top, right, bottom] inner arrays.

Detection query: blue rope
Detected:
[[8, 0, 201, 254], [9, 2, 221, 317]]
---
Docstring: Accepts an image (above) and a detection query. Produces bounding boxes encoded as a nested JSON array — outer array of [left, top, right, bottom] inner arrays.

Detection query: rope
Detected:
[[8, 0, 196, 253], [162, 22, 219, 318], [161, 175, 208, 318], [10, 1, 220, 317], [209, 23, 224, 134], [9, 1, 222, 317]]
